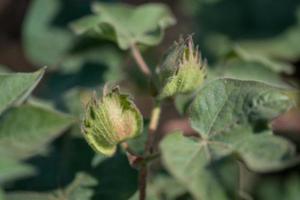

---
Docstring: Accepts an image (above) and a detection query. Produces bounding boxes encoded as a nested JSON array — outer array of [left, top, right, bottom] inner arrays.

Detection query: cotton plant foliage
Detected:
[[160, 79, 298, 200], [71, 2, 176, 49], [1, 1, 300, 200]]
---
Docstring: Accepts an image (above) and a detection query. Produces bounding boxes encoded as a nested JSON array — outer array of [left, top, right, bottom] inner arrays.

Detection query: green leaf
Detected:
[[0, 157, 35, 184], [226, 47, 294, 74], [0, 68, 45, 115], [5, 192, 52, 200], [23, 0, 73, 66], [174, 93, 196, 115], [0, 65, 9, 73], [239, 25, 300, 61], [0, 103, 74, 160], [91, 154, 138, 200], [190, 79, 294, 136], [189, 78, 296, 172], [233, 133, 297, 172], [160, 132, 239, 200], [71, 2, 176, 49], [256, 174, 300, 200], [129, 175, 187, 200], [214, 60, 290, 87], [5, 172, 97, 200], [60, 47, 125, 82], [0, 189, 4, 200], [57, 172, 97, 200]]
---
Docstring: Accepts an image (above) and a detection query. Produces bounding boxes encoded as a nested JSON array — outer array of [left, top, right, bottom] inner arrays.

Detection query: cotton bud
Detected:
[[156, 36, 207, 99], [81, 86, 143, 156]]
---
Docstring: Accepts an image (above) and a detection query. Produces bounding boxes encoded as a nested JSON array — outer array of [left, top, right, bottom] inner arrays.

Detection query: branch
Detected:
[[130, 44, 151, 76], [145, 103, 161, 154], [139, 101, 162, 200]]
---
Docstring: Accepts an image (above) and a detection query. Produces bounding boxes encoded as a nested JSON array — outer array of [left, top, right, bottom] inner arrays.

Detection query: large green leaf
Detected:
[[71, 2, 176, 49], [0, 68, 45, 115], [160, 132, 239, 200], [0, 158, 35, 184], [0, 103, 74, 160], [189, 79, 296, 172], [23, 0, 73, 66], [161, 79, 297, 199], [256, 174, 300, 200]]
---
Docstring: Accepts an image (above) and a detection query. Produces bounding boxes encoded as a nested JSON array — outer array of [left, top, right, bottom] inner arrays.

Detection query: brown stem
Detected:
[[139, 165, 147, 200], [130, 44, 151, 76], [145, 103, 161, 154], [129, 44, 160, 200], [139, 102, 162, 200]]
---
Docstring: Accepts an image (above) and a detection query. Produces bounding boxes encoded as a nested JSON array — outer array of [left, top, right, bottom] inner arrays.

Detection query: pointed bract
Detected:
[[81, 87, 143, 156], [157, 37, 207, 99]]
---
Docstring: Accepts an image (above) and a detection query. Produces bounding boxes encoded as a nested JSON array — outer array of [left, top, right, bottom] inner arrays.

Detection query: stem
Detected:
[[139, 101, 162, 200], [129, 44, 160, 200], [130, 44, 151, 76], [146, 102, 161, 154], [139, 165, 147, 200]]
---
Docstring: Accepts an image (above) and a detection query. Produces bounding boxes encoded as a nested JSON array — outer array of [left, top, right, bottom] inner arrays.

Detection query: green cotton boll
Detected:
[[81, 86, 143, 156], [157, 37, 207, 100]]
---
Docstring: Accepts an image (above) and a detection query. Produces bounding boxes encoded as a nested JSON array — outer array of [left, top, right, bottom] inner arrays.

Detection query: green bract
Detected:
[[81, 87, 143, 156], [157, 37, 207, 99]]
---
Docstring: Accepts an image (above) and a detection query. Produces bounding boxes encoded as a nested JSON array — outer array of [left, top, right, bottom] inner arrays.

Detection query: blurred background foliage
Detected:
[[0, 0, 300, 199]]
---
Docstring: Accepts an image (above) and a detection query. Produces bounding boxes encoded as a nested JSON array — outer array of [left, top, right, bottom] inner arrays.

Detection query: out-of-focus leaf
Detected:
[[160, 132, 239, 200], [256, 174, 300, 200], [37, 65, 104, 100], [130, 175, 187, 200], [91, 154, 138, 200], [0, 68, 45, 115], [0, 103, 74, 160], [214, 60, 290, 87], [7, 137, 95, 192], [91, 154, 107, 168], [61, 47, 125, 82], [62, 88, 93, 118], [0, 65, 9, 73], [225, 47, 294, 74], [0, 158, 35, 184], [71, 2, 176, 49], [8, 148, 135, 199], [191, 0, 300, 63], [0, 189, 4, 200], [189, 79, 296, 172], [57, 172, 97, 200], [5, 192, 52, 200], [239, 24, 300, 61], [61, 88, 93, 138], [5, 172, 97, 200], [23, 0, 74, 66], [126, 120, 148, 155], [174, 93, 196, 115]]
